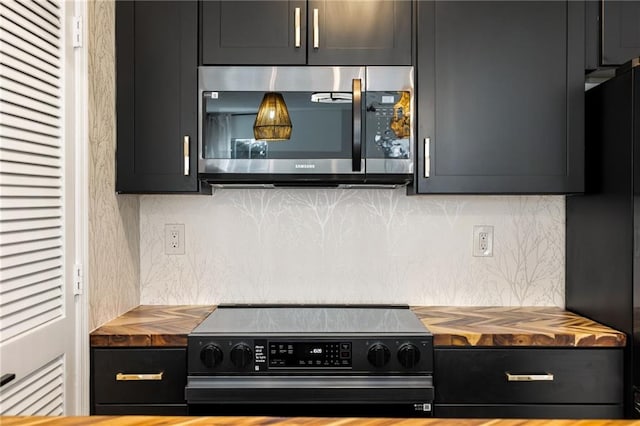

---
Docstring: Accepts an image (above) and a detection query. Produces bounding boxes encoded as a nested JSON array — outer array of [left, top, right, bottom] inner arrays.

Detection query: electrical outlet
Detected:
[[165, 224, 185, 255], [473, 225, 494, 257]]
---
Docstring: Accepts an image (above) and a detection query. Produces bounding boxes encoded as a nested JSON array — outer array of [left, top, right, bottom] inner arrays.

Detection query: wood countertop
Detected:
[[412, 306, 626, 347], [3, 417, 640, 426], [90, 305, 626, 348], [89, 305, 215, 347]]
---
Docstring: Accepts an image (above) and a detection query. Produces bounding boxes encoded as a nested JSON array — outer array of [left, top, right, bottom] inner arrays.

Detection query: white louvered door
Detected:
[[0, 0, 77, 415]]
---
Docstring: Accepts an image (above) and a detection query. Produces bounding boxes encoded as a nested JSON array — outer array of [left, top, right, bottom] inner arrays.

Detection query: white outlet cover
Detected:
[[165, 224, 185, 255], [473, 225, 494, 257]]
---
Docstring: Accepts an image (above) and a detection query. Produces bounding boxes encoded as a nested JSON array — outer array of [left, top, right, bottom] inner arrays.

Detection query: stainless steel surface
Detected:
[[192, 307, 429, 336], [294, 7, 301, 48], [505, 372, 554, 382], [198, 66, 365, 92], [198, 158, 365, 175], [366, 67, 414, 92], [198, 66, 414, 185], [424, 138, 430, 178], [183, 136, 190, 176], [313, 8, 319, 49]]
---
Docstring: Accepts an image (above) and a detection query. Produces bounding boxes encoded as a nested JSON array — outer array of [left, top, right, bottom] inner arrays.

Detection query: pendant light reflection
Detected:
[[253, 92, 292, 141]]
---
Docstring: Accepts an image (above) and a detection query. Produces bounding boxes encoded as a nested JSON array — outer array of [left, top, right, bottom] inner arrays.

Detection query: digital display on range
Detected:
[[268, 341, 352, 368]]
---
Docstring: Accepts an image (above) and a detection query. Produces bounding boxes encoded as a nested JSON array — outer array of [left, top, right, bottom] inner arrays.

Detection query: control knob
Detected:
[[230, 343, 253, 369], [200, 343, 223, 368], [397, 343, 420, 368], [367, 343, 391, 368]]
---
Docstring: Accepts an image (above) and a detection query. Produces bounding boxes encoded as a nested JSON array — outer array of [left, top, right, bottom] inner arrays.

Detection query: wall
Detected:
[[140, 191, 564, 306], [88, 0, 139, 330]]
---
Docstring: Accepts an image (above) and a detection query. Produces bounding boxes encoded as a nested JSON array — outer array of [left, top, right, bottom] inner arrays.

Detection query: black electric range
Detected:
[[186, 304, 434, 417]]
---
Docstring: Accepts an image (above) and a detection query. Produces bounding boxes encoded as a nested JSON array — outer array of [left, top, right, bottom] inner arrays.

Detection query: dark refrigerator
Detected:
[[566, 58, 640, 418]]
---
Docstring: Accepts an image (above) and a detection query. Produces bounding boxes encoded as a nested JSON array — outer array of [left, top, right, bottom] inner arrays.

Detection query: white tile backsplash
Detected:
[[140, 189, 564, 307]]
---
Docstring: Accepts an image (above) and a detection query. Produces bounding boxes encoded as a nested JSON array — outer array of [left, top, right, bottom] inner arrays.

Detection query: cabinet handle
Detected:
[[116, 372, 164, 381], [1, 373, 16, 387], [424, 138, 430, 178], [313, 8, 319, 49], [183, 136, 190, 176], [505, 372, 554, 382], [294, 7, 301, 48]]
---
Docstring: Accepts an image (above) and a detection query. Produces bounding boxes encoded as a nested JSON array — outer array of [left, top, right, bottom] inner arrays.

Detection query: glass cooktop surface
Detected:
[[191, 305, 431, 336]]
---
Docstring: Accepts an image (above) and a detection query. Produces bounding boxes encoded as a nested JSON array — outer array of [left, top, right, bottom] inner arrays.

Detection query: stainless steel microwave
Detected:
[[198, 66, 414, 187]]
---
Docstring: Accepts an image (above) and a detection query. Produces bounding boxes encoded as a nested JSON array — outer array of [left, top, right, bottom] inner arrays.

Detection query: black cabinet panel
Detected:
[[435, 348, 623, 405], [94, 404, 188, 415], [435, 404, 623, 419], [200, 0, 412, 66], [201, 1, 306, 64], [567, 65, 639, 418], [416, 1, 584, 194], [602, 1, 640, 66], [434, 347, 624, 419], [116, 1, 200, 193], [307, 0, 412, 65], [92, 348, 187, 405]]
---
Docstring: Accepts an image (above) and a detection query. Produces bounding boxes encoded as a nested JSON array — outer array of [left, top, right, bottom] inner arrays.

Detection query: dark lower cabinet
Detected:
[[415, 1, 584, 194], [91, 347, 187, 415], [434, 348, 624, 418], [116, 1, 202, 193]]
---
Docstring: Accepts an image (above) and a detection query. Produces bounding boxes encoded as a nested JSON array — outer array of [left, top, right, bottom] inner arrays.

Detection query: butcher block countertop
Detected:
[[3, 417, 640, 426], [412, 306, 626, 347], [89, 305, 215, 347], [89, 305, 626, 348]]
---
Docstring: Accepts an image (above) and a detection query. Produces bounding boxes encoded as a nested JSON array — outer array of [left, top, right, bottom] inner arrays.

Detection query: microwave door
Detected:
[[200, 90, 363, 178]]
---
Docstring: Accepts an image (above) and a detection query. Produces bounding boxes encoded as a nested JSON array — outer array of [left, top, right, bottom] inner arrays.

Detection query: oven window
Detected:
[[202, 91, 353, 160]]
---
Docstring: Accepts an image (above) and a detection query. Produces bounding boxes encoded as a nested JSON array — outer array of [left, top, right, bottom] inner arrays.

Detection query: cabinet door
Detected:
[[416, 1, 584, 194], [307, 0, 412, 65], [601, 0, 640, 66], [201, 1, 306, 65], [116, 1, 199, 193]]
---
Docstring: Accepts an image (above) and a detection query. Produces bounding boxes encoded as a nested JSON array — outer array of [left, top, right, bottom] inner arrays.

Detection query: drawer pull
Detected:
[[116, 372, 163, 381], [506, 372, 554, 382]]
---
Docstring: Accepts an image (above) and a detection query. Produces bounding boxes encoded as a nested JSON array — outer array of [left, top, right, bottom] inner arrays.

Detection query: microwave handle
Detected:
[[352, 78, 362, 172]]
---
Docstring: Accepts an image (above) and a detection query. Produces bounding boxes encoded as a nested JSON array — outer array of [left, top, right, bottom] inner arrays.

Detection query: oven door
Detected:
[[186, 375, 434, 417]]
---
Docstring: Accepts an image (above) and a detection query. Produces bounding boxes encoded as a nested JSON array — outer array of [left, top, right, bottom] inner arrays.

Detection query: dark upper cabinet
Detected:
[[415, 1, 584, 194], [200, 0, 412, 65], [586, 0, 640, 69], [116, 1, 201, 193]]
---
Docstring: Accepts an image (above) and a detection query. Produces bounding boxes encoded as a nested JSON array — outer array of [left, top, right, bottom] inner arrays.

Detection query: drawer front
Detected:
[[435, 348, 623, 404], [435, 404, 623, 419], [92, 348, 186, 404], [93, 404, 188, 415]]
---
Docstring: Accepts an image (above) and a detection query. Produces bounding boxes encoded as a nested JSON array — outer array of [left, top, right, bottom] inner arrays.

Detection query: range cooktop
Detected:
[[191, 304, 431, 336]]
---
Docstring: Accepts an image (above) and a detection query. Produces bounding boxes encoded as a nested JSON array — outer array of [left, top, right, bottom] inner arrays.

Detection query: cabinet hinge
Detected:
[[72, 16, 83, 48], [73, 263, 83, 295]]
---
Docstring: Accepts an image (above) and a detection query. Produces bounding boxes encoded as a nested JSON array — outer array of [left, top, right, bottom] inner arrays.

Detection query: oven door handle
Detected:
[[186, 375, 433, 404], [352, 78, 362, 172]]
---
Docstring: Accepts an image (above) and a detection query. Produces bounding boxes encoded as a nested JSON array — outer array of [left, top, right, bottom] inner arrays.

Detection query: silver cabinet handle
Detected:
[[313, 8, 319, 49], [294, 7, 301, 48], [116, 372, 164, 381], [505, 372, 554, 382], [183, 136, 190, 176], [424, 137, 430, 178]]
